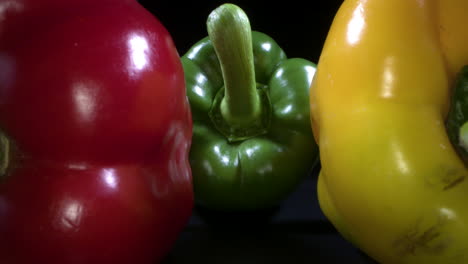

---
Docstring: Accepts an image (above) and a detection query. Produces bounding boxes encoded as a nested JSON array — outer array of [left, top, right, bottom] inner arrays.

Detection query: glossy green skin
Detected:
[[182, 31, 318, 211]]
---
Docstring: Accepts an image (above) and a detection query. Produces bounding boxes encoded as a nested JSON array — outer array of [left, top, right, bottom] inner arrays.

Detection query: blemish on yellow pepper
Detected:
[[310, 0, 468, 263]]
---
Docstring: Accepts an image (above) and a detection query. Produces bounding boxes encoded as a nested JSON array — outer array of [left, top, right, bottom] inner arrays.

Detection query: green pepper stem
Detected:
[[207, 4, 260, 128]]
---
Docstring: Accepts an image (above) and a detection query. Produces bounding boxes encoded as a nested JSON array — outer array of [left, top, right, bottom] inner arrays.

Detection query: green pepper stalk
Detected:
[[207, 4, 261, 129], [182, 3, 319, 211]]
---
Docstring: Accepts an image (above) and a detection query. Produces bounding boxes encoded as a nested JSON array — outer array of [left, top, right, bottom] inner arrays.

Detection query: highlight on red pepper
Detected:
[[181, 3, 319, 212], [0, 0, 193, 263]]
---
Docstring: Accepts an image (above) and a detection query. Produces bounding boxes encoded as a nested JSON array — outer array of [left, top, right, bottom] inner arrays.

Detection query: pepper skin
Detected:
[[182, 4, 318, 211], [310, 0, 468, 263], [0, 0, 193, 263]]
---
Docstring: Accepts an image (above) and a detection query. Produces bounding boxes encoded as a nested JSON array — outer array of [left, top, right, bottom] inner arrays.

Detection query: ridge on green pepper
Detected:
[[181, 3, 319, 211]]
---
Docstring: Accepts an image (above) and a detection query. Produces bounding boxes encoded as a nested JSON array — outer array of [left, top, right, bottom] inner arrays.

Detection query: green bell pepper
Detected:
[[181, 3, 318, 211]]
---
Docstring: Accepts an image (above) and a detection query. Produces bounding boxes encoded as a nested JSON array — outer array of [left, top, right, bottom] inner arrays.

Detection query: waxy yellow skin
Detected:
[[311, 0, 468, 263]]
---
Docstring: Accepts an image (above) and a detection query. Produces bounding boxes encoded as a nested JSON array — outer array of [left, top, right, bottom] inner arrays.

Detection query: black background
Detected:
[[135, 1, 378, 263], [138, 0, 343, 62]]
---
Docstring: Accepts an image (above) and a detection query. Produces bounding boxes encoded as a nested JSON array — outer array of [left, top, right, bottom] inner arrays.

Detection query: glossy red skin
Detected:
[[0, 0, 193, 263]]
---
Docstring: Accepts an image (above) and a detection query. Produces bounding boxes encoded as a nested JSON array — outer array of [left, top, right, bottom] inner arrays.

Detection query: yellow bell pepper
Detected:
[[310, 0, 468, 263]]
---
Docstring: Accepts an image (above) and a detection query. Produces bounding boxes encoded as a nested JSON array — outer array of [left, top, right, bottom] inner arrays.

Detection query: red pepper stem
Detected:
[[0, 132, 9, 178], [207, 4, 261, 128]]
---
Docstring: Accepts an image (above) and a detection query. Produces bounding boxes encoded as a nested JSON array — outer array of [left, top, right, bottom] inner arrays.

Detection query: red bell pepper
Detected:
[[0, 0, 193, 263]]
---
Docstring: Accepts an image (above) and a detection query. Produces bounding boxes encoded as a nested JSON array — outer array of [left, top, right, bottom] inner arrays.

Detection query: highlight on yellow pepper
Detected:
[[310, 0, 468, 263]]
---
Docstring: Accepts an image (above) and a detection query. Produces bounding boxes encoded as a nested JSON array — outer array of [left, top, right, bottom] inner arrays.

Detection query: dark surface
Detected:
[[135, 1, 379, 263], [161, 168, 378, 264]]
